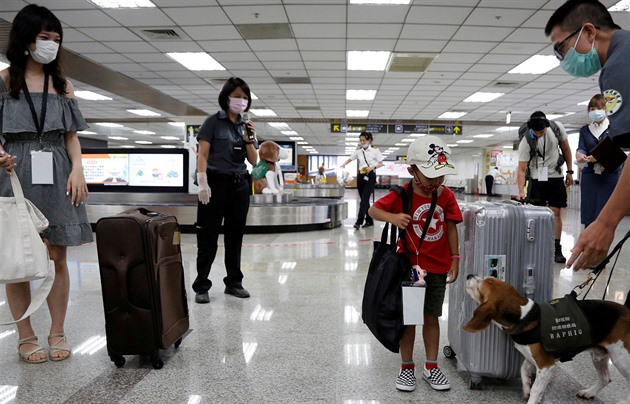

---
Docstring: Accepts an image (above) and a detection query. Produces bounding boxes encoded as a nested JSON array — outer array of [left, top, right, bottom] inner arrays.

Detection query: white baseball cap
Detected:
[[406, 135, 457, 178]]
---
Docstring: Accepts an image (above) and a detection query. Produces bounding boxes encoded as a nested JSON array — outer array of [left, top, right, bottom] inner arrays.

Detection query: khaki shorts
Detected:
[[423, 273, 447, 317]]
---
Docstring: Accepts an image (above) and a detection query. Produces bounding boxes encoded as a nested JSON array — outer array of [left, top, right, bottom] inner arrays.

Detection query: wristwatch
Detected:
[[566, 170, 574, 174]]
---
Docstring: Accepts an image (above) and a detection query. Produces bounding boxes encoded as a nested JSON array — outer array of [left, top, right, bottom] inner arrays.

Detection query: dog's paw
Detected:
[[576, 388, 597, 399]]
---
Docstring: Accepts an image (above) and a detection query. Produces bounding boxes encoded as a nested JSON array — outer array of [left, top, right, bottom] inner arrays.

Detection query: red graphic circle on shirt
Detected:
[[411, 203, 445, 242]]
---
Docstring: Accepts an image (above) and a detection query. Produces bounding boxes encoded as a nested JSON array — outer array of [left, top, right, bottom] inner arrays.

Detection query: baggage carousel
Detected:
[[86, 189, 348, 234]]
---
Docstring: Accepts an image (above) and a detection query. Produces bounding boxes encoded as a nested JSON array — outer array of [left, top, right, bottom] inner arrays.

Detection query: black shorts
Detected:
[[529, 177, 567, 208]]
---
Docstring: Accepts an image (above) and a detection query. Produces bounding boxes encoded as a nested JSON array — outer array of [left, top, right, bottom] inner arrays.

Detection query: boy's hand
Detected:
[[447, 262, 459, 284], [390, 213, 411, 229]]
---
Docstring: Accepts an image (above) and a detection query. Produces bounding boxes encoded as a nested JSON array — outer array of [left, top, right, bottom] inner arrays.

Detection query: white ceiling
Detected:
[[1, 0, 628, 157]]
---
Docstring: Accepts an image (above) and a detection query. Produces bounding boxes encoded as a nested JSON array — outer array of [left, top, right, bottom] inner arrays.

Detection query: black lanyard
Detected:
[[22, 73, 49, 141]]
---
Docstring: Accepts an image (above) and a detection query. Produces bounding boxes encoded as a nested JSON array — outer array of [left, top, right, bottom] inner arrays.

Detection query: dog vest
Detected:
[[511, 293, 594, 362]]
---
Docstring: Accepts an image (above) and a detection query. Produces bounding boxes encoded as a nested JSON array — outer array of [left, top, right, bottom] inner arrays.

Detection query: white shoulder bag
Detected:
[[0, 171, 55, 324]]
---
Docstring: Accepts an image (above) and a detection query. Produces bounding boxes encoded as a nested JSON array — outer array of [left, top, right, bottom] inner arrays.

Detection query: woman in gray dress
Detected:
[[0, 5, 92, 363]]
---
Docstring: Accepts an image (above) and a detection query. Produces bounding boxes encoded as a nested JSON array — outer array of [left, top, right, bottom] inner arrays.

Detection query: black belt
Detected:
[[209, 171, 248, 183]]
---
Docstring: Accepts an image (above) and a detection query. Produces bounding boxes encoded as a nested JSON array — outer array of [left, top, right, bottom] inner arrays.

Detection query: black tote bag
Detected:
[[361, 222, 410, 353]]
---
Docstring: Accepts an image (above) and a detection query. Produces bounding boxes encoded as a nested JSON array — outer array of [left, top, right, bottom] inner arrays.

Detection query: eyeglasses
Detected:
[[553, 27, 582, 61]]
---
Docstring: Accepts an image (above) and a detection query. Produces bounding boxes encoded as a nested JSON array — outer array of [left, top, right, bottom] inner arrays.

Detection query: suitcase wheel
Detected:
[[111, 355, 126, 368], [174, 337, 183, 349], [469, 380, 483, 390], [151, 358, 164, 370], [443, 345, 455, 359]]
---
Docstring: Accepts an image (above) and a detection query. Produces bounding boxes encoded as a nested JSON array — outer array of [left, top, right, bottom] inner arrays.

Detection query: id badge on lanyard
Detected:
[[23, 73, 53, 184]]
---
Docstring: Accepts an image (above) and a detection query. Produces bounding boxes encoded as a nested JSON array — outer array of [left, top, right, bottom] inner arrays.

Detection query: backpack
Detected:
[[517, 121, 565, 178]]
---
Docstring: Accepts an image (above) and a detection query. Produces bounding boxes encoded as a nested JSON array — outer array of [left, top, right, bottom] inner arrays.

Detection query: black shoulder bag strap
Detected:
[[393, 182, 438, 254], [22, 73, 49, 149]]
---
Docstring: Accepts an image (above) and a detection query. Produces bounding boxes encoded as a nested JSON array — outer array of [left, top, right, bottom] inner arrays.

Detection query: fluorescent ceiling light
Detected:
[[495, 126, 519, 132], [463, 92, 504, 103], [456, 139, 474, 144], [347, 110, 369, 117], [297, 141, 309, 145], [347, 51, 391, 71], [166, 52, 225, 71], [410, 133, 426, 137], [438, 111, 467, 119], [250, 108, 277, 117], [350, 0, 410, 3], [250, 92, 259, 100], [127, 109, 161, 117], [78, 130, 98, 135], [161, 136, 180, 140], [503, 145, 514, 149], [161, 145, 176, 149], [268, 122, 290, 129], [75, 90, 112, 101], [389, 147, 400, 151], [289, 137, 304, 140], [546, 113, 566, 119], [447, 144, 458, 147], [133, 130, 155, 135], [473, 134, 494, 138], [609, 1, 630, 11], [346, 89, 377, 101], [88, 0, 156, 8], [282, 131, 298, 135], [121, 145, 136, 148], [395, 143, 406, 146], [577, 100, 590, 106], [135, 140, 153, 145], [108, 136, 128, 140], [168, 122, 186, 127], [346, 137, 360, 141], [96, 122, 124, 128], [401, 139, 414, 142], [508, 55, 559, 75]]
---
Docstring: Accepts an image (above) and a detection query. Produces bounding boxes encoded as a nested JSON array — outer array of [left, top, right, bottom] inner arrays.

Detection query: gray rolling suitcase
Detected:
[[445, 201, 554, 389]]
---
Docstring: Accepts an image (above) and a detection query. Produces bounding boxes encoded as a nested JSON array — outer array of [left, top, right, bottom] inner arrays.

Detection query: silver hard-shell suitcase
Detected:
[[445, 201, 554, 389]]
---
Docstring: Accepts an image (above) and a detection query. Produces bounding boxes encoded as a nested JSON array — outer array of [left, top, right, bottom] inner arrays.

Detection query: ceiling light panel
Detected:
[[438, 112, 467, 119], [463, 92, 504, 103], [127, 109, 161, 117], [508, 55, 559, 75], [88, 0, 156, 8], [347, 51, 391, 71], [346, 90, 377, 100], [75, 91, 112, 101], [166, 52, 226, 71]]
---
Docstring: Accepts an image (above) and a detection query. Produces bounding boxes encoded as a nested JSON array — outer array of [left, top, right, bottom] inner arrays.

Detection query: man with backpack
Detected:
[[517, 111, 574, 263]]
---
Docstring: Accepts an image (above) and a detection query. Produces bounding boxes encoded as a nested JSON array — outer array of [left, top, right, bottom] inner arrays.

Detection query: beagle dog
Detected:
[[463, 274, 630, 404]]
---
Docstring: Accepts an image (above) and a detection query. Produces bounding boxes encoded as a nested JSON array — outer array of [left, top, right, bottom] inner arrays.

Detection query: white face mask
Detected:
[[30, 40, 59, 65], [228, 97, 248, 114]]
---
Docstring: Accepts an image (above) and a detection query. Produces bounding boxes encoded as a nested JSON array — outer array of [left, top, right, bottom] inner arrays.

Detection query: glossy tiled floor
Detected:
[[0, 187, 629, 403]]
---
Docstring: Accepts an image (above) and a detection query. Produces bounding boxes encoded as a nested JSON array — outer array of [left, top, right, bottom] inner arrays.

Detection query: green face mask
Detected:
[[560, 28, 602, 78]]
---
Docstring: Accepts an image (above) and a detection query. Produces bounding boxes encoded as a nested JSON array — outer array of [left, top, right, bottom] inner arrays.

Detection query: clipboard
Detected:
[[589, 136, 627, 172]]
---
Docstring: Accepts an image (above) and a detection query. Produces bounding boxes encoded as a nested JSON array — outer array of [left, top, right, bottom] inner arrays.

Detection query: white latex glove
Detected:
[[197, 172, 211, 204]]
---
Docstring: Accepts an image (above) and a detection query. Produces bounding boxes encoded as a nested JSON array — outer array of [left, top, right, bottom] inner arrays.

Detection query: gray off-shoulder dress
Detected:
[[0, 79, 93, 246]]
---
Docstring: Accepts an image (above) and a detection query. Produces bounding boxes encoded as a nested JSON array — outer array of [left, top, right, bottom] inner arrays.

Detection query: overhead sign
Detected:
[[330, 123, 462, 135]]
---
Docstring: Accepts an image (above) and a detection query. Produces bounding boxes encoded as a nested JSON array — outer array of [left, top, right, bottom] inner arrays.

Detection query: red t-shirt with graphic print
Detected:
[[373, 183, 463, 274]]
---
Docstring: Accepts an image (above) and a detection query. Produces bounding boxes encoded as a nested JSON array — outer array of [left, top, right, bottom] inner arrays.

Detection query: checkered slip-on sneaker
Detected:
[[422, 367, 451, 390], [395, 368, 416, 392]]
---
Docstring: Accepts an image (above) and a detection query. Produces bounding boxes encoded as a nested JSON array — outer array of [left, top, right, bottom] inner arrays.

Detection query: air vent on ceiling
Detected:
[[274, 76, 311, 85], [387, 53, 437, 73], [133, 27, 189, 41], [490, 80, 525, 89], [236, 23, 294, 40], [295, 106, 320, 111]]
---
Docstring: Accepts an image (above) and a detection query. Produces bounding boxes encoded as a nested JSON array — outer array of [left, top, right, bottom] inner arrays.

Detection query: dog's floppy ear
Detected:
[[463, 302, 496, 332]]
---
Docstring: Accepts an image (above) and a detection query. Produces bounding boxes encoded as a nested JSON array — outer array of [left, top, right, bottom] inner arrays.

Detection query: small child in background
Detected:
[[368, 135, 462, 392]]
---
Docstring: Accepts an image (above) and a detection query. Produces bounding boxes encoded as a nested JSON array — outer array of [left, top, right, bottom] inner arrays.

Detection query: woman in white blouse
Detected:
[[341, 132, 384, 229]]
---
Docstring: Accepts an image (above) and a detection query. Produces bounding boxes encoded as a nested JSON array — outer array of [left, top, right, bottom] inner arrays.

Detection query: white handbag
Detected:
[[0, 171, 55, 325]]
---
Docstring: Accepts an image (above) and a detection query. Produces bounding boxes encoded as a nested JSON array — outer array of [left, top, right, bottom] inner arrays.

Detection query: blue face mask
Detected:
[[588, 109, 606, 122], [560, 28, 601, 78]]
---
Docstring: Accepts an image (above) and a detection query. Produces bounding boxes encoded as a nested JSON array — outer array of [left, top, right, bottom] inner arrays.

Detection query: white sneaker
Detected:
[[422, 367, 451, 391]]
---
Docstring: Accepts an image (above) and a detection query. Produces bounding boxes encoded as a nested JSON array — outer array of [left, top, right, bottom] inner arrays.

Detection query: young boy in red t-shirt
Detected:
[[369, 135, 462, 392]]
